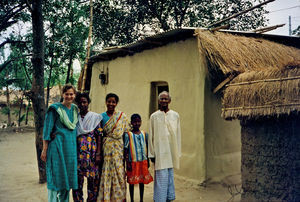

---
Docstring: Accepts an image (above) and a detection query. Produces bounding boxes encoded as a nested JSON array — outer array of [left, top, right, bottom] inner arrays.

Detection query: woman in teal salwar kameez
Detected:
[[41, 84, 79, 202]]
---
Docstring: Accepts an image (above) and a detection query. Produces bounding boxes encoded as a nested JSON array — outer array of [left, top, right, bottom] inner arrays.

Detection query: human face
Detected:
[[106, 97, 117, 112], [62, 88, 75, 105], [78, 97, 89, 114], [159, 94, 170, 109], [131, 118, 141, 131]]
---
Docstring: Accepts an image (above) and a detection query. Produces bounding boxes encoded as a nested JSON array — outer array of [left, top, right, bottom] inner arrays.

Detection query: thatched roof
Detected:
[[196, 30, 300, 75], [195, 30, 300, 120], [222, 65, 300, 120]]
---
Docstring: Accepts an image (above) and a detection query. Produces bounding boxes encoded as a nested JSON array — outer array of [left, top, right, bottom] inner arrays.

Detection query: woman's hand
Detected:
[[50, 133, 56, 140], [95, 153, 101, 164], [41, 149, 47, 162], [41, 140, 49, 162]]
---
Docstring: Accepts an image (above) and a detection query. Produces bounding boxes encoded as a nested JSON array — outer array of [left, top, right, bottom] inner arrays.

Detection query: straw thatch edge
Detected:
[[222, 66, 300, 120], [195, 29, 300, 75]]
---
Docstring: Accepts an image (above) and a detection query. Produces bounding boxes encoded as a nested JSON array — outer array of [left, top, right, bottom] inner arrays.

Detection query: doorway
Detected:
[[149, 81, 169, 116]]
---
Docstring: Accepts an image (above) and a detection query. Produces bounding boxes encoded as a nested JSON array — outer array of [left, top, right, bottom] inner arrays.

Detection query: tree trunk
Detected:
[[46, 32, 55, 109], [80, 0, 94, 92], [5, 83, 11, 126], [46, 68, 52, 109], [65, 15, 74, 85], [65, 54, 74, 84], [18, 94, 24, 127], [46, 57, 54, 108], [25, 99, 30, 125], [31, 0, 46, 184]]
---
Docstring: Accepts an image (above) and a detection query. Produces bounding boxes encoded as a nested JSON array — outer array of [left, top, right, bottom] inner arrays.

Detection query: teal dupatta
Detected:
[[56, 106, 78, 130]]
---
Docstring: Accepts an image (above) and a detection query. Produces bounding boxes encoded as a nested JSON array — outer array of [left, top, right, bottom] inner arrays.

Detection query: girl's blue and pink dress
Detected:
[[124, 131, 153, 184]]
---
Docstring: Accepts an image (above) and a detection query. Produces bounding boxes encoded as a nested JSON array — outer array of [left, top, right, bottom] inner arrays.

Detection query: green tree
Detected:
[[7, 34, 32, 126], [0, 0, 31, 49], [43, 0, 89, 105], [93, 0, 140, 47], [1, 0, 89, 104], [93, 0, 268, 47], [0, 31, 31, 126], [1, 0, 90, 183], [0, 68, 12, 126]]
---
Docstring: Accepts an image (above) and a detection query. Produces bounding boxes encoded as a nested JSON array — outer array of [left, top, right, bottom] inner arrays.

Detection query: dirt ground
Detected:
[[0, 128, 241, 202]]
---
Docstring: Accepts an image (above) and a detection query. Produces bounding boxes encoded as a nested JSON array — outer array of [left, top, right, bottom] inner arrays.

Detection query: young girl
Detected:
[[124, 114, 153, 202]]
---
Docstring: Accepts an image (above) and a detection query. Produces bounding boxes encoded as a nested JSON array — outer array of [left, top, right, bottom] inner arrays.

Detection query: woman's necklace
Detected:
[[107, 110, 114, 117]]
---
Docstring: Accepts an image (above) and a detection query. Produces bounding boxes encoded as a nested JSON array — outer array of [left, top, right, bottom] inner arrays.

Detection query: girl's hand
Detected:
[[127, 162, 132, 171], [41, 149, 47, 162]]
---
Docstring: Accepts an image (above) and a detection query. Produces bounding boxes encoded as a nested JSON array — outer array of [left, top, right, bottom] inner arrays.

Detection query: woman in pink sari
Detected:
[[98, 93, 129, 202]]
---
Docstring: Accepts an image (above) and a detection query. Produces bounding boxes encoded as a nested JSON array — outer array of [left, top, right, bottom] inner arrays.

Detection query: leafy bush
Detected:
[[0, 107, 10, 115]]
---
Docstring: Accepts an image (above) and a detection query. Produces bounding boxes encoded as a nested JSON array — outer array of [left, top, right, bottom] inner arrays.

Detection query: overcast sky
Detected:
[[265, 0, 300, 35]]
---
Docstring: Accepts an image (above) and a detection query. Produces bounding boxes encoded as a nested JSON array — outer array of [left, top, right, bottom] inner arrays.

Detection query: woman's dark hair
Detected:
[[75, 92, 91, 104], [105, 93, 119, 103], [62, 83, 76, 94], [131, 113, 141, 122]]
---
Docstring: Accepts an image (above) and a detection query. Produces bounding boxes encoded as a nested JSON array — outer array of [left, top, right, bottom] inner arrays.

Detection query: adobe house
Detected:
[[82, 28, 300, 195]]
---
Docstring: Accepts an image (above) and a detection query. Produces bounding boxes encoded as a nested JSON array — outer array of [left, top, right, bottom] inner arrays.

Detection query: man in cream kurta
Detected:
[[148, 91, 181, 202]]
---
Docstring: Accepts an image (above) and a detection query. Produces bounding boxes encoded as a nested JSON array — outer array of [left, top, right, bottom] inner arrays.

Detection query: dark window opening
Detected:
[[149, 81, 169, 116]]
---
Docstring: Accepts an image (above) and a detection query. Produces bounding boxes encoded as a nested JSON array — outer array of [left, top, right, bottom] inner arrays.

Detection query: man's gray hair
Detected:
[[158, 91, 171, 101]]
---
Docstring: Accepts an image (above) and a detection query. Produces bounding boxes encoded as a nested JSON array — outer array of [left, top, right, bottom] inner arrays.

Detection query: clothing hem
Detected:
[[154, 166, 174, 171]]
